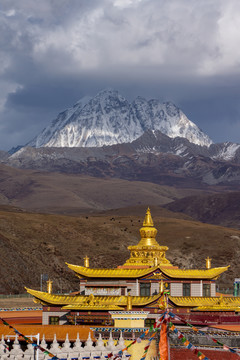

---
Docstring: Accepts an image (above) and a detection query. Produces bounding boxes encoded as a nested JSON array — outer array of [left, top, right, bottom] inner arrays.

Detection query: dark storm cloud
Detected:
[[1, 0, 240, 150]]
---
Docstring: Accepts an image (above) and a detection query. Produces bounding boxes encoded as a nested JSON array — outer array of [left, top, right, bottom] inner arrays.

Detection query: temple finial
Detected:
[[206, 256, 211, 269], [143, 207, 154, 227]]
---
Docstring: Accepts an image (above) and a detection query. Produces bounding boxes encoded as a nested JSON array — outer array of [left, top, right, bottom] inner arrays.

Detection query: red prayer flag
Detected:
[[159, 321, 169, 360]]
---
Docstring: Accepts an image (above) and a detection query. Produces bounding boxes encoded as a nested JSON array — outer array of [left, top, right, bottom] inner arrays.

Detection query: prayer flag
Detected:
[[159, 321, 169, 360]]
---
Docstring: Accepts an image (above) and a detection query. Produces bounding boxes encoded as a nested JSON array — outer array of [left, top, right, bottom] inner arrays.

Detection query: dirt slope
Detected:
[[0, 164, 207, 214], [164, 191, 240, 229]]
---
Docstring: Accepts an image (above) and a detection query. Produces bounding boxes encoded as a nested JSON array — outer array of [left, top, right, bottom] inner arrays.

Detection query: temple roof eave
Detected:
[[193, 306, 240, 312], [159, 265, 229, 280], [169, 295, 240, 311], [25, 287, 161, 307], [66, 262, 229, 280], [66, 262, 159, 279], [62, 304, 124, 310]]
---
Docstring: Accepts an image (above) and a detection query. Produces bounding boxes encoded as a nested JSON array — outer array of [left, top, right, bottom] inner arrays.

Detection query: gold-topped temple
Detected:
[[25, 208, 236, 326]]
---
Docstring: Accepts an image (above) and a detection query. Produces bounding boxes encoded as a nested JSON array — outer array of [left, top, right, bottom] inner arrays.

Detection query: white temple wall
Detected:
[[151, 282, 159, 295], [211, 282, 216, 297], [0, 332, 131, 360], [127, 282, 138, 296], [170, 283, 182, 296], [85, 287, 121, 296], [191, 283, 202, 297]]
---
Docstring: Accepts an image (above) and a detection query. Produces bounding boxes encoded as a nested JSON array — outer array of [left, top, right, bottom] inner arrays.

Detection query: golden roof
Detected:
[[66, 262, 228, 280], [169, 295, 240, 311], [194, 305, 240, 311], [66, 263, 158, 278], [159, 266, 229, 280], [25, 287, 161, 309], [62, 304, 124, 310], [25, 288, 85, 305]]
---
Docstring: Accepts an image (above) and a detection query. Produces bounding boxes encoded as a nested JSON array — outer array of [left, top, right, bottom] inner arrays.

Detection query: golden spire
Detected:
[[143, 207, 154, 227], [206, 256, 211, 269], [47, 279, 53, 294], [138, 208, 159, 247], [84, 256, 89, 268], [122, 208, 171, 268]]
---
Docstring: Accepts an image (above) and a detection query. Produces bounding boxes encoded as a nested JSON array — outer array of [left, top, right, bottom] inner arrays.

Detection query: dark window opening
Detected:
[[140, 283, 150, 296], [203, 284, 211, 297], [145, 318, 155, 328], [183, 283, 191, 297], [49, 316, 59, 325]]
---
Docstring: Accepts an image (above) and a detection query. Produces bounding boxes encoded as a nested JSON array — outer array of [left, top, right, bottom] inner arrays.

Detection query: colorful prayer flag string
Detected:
[[0, 317, 60, 359], [168, 311, 240, 357], [0, 311, 166, 360], [139, 331, 157, 360], [168, 321, 210, 360]]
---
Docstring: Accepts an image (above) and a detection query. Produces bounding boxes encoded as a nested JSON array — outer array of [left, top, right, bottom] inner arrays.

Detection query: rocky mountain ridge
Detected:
[[5, 130, 240, 189]]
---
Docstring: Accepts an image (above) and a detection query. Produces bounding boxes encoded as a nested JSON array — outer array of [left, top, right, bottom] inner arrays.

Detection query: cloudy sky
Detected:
[[1, 0, 240, 150]]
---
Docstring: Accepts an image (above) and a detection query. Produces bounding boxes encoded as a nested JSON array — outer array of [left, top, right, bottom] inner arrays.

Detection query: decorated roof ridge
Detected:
[[25, 287, 161, 306], [169, 295, 240, 308], [66, 262, 162, 278], [159, 265, 229, 279]]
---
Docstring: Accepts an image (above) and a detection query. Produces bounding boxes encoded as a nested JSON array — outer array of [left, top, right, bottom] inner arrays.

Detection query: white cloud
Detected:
[[1, 0, 240, 77], [113, 0, 143, 8]]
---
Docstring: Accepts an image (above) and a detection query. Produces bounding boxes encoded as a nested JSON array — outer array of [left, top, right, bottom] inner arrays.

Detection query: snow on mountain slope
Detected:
[[211, 142, 240, 161], [28, 96, 92, 147], [28, 89, 213, 148]]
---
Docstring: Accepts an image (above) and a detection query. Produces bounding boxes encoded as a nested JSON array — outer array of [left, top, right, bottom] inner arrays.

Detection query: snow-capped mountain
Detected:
[[27, 89, 212, 148]]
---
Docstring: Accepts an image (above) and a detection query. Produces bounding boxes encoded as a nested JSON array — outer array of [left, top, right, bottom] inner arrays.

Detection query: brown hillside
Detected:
[[0, 164, 207, 214], [165, 192, 240, 229], [0, 208, 239, 295]]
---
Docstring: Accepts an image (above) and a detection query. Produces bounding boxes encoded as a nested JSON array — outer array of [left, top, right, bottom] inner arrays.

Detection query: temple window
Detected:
[[145, 318, 155, 327], [49, 316, 59, 325], [140, 283, 151, 296], [183, 283, 191, 297], [203, 284, 211, 297]]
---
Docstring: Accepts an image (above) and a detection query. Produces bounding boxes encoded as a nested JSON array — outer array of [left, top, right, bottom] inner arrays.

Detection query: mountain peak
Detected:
[[27, 89, 213, 148]]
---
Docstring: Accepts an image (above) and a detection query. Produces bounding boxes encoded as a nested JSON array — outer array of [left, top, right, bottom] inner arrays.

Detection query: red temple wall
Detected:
[[170, 348, 239, 359]]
